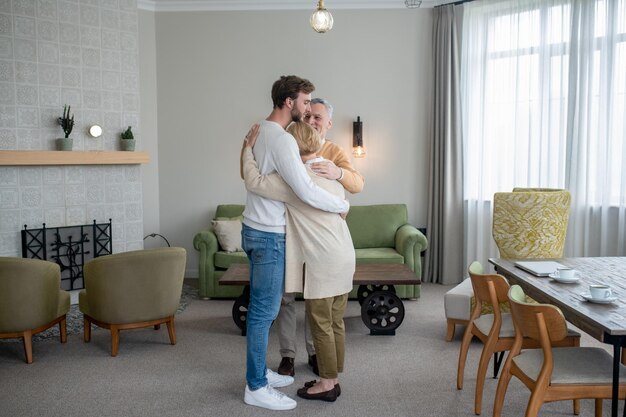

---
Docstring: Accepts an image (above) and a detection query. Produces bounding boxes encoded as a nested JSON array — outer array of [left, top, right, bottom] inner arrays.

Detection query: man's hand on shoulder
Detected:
[[310, 160, 342, 181]]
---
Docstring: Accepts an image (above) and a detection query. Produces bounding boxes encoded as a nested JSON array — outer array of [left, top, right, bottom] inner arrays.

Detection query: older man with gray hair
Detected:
[[276, 97, 364, 378]]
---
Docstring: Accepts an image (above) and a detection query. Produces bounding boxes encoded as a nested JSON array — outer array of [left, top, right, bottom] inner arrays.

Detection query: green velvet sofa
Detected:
[[192, 204, 428, 300]]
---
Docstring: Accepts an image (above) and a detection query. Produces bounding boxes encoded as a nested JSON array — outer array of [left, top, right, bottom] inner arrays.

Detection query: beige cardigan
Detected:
[[242, 148, 355, 299]]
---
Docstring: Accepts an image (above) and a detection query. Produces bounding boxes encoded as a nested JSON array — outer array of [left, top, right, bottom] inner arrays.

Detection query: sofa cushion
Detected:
[[215, 251, 248, 269], [346, 204, 408, 249], [212, 219, 243, 252], [354, 248, 404, 264]]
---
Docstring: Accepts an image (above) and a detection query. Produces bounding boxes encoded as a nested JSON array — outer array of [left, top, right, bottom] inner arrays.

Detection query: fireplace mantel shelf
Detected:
[[0, 151, 150, 166]]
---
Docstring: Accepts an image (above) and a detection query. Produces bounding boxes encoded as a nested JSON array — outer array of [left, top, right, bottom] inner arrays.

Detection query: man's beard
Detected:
[[291, 107, 303, 122]]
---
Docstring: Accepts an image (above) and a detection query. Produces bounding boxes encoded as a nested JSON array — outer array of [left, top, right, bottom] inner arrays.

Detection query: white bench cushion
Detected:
[[444, 278, 474, 321]]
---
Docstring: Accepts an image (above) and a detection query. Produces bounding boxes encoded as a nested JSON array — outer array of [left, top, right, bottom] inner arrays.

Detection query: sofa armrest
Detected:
[[395, 224, 428, 278], [192, 227, 219, 299]]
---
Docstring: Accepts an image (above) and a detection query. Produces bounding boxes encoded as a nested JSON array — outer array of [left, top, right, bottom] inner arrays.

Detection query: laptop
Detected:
[[514, 261, 566, 277]]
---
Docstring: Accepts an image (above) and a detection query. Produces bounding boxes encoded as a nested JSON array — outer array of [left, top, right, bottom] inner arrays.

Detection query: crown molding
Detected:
[[137, 0, 444, 12]]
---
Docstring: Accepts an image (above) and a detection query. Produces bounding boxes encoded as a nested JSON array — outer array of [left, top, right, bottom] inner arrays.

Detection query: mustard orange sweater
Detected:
[[318, 141, 364, 194]]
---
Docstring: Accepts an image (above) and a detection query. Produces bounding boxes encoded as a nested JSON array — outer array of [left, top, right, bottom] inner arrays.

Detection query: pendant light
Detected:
[[310, 0, 333, 33]]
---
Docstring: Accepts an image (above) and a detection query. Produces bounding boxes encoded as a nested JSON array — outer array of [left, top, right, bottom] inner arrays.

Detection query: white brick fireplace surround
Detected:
[[0, 0, 144, 256]]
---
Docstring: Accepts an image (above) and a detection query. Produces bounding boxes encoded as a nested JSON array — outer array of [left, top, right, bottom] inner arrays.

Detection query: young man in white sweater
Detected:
[[241, 76, 349, 411]]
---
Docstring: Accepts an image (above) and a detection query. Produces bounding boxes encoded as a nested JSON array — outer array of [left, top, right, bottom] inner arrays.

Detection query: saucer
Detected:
[[551, 276, 580, 284], [548, 272, 580, 283], [581, 293, 618, 304]]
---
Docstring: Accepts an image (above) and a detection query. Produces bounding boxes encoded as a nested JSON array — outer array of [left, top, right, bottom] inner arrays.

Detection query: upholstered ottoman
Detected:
[[444, 279, 473, 341]]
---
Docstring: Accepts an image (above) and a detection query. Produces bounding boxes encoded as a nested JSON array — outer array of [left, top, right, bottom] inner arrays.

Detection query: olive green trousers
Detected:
[[305, 293, 349, 379]]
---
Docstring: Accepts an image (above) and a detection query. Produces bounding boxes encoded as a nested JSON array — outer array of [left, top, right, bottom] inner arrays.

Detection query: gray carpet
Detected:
[[0, 283, 620, 417]]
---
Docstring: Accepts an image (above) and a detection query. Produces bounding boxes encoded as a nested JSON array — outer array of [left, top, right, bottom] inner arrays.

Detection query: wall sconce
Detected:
[[310, 0, 333, 33], [352, 116, 365, 158], [88, 125, 102, 138]]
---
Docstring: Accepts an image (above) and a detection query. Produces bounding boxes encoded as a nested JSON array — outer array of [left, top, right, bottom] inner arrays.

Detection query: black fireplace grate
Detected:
[[21, 220, 112, 291]]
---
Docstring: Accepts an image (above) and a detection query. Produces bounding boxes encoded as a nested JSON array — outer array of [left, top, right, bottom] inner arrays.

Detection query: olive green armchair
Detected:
[[79, 247, 186, 357], [0, 257, 70, 364]]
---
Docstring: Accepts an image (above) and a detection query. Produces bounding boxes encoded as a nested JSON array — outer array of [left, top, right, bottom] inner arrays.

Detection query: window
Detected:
[[462, 0, 626, 261]]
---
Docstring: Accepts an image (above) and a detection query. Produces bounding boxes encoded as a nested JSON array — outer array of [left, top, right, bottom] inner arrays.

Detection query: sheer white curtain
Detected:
[[461, 0, 626, 270]]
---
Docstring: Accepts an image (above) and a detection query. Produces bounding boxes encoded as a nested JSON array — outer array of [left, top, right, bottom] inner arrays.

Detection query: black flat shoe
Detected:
[[304, 380, 341, 397], [297, 384, 338, 402]]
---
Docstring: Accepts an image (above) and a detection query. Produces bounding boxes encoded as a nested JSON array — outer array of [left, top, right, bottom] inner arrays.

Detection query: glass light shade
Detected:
[[352, 146, 366, 158], [310, 3, 333, 33]]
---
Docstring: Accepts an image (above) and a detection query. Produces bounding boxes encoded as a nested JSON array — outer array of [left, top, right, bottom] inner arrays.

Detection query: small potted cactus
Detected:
[[56, 104, 74, 150], [120, 126, 135, 151]]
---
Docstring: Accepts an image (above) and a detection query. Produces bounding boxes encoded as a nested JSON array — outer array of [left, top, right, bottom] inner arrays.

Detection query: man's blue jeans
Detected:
[[241, 223, 285, 390]]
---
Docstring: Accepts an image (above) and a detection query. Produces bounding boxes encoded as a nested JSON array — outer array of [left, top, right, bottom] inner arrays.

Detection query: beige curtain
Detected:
[[424, 4, 465, 284]]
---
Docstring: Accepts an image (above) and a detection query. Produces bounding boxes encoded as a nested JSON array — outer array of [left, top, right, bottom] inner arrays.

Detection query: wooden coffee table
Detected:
[[219, 263, 420, 336]]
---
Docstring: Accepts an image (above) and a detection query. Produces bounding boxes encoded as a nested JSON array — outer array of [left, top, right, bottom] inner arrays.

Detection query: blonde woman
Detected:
[[242, 121, 355, 402]]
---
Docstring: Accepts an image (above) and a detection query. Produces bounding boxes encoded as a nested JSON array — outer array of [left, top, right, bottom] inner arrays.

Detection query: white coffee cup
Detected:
[[556, 267, 576, 280], [589, 284, 612, 300]]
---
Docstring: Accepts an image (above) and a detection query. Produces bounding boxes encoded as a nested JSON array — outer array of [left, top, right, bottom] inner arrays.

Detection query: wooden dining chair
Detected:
[[457, 262, 580, 415], [494, 285, 626, 417]]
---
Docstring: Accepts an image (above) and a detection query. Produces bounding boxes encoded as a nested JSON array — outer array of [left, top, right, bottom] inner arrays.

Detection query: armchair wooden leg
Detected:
[[594, 399, 602, 417], [446, 319, 455, 342], [84, 317, 91, 342], [154, 324, 161, 330], [22, 330, 33, 364], [573, 399, 580, 415], [59, 316, 67, 343], [111, 325, 120, 357], [166, 317, 176, 345]]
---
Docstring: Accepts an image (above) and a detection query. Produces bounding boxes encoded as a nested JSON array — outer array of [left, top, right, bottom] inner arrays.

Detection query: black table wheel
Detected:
[[361, 290, 405, 335], [232, 287, 250, 336], [357, 284, 396, 305]]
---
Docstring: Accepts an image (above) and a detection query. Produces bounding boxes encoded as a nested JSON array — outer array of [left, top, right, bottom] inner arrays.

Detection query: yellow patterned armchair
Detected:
[[492, 188, 570, 259]]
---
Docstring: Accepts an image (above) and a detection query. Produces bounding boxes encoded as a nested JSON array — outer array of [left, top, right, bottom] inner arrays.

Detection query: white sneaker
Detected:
[[244, 385, 297, 410], [266, 368, 294, 388]]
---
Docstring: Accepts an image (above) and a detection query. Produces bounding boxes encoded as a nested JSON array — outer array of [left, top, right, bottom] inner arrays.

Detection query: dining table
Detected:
[[489, 257, 626, 417]]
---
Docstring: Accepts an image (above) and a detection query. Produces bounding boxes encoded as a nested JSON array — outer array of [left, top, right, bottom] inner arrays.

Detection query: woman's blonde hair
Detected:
[[287, 121, 321, 156]]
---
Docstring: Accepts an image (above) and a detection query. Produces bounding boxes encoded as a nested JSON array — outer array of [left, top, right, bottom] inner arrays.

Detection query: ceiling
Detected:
[[137, 0, 449, 12]]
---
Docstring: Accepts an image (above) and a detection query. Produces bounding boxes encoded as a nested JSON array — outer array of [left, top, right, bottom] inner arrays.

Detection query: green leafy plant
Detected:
[[59, 104, 74, 138], [121, 126, 134, 140]]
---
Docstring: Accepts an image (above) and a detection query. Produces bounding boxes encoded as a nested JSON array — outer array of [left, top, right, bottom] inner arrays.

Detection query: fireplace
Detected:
[[21, 221, 113, 291]]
